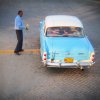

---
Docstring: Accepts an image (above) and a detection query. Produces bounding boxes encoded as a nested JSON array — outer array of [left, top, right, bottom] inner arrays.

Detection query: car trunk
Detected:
[[45, 37, 90, 61]]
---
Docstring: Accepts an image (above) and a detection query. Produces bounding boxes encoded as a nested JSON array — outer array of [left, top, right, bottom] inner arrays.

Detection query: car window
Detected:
[[46, 27, 84, 37]]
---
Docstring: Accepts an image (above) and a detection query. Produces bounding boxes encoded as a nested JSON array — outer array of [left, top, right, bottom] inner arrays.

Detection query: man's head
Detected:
[[18, 10, 23, 17]]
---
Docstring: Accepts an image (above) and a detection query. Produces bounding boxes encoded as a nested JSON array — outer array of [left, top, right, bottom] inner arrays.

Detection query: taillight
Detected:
[[92, 55, 95, 58], [44, 58, 46, 60], [44, 54, 46, 56], [90, 52, 95, 62], [92, 58, 94, 62], [43, 52, 47, 61]]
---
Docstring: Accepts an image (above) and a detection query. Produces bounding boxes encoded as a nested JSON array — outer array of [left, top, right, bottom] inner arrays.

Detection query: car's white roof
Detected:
[[45, 15, 83, 29]]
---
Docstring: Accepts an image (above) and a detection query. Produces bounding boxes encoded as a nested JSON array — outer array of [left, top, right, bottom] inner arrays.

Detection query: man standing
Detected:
[[14, 10, 28, 55]]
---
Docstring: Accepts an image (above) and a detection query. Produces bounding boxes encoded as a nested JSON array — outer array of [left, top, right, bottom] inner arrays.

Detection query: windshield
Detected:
[[46, 27, 84, 37]]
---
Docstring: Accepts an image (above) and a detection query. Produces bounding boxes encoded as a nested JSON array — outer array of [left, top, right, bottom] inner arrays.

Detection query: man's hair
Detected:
[[18, 10, 23, 15]]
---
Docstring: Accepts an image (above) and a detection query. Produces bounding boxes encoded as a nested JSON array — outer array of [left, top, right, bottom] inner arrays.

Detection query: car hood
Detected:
[[45, 37, 89, 54]]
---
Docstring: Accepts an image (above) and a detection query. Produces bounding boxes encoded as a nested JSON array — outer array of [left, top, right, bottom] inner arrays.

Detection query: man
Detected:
[[14, 10, 28, 55]]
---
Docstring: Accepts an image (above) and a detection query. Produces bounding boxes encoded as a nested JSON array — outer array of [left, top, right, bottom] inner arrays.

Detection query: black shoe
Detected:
[[14, 51, 18, 53], [19, 49, 24, 52], [14, 51, 21, 55], [15, 52, 21, 55]]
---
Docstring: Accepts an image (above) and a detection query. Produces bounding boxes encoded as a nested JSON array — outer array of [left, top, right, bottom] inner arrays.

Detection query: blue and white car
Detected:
[[40, 15, 95, 69]]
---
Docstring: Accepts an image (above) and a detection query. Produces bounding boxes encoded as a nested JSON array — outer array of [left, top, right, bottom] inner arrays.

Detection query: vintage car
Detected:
[[40, 15, 95, 70]]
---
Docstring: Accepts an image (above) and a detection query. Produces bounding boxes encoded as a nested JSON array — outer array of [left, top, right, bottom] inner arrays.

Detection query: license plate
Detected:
[[64, 58, 74, 63]]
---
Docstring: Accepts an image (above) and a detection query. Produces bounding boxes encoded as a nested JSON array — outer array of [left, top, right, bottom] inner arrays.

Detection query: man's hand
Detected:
[[26, 27, 29, 30]]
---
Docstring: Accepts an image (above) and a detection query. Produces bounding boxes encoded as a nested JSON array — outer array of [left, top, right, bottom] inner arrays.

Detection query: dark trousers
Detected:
[[15, 30, 23, 52]]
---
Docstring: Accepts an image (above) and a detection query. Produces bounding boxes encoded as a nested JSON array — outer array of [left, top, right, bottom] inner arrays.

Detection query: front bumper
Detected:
[[45, 61, 95, 68]]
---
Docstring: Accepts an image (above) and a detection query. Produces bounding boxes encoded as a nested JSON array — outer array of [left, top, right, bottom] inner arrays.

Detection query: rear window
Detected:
[[46, 27, 84, 37]]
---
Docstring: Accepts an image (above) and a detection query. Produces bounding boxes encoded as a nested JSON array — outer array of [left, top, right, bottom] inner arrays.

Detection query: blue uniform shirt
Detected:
[[15, 15, 25, 30]]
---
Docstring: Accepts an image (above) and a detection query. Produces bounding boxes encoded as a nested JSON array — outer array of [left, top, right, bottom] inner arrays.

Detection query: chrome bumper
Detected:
[[46, 61, 95, 68]]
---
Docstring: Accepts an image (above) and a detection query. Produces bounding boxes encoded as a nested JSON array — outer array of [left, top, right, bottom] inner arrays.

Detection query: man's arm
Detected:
[[16, 19, 25, 30]]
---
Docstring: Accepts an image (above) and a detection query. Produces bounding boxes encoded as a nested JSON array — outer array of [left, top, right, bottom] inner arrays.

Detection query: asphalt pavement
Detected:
[[0, 0, 100, 100]]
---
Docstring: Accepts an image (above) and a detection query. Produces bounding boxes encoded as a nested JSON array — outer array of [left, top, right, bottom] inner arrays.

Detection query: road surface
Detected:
[[0, 0, 100, 100]]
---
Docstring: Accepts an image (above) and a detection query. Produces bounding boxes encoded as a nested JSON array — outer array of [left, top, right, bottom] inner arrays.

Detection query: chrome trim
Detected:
[[45, 61, 95, 68]]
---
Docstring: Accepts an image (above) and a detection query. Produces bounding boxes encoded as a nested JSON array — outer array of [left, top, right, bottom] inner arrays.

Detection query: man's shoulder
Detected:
[[15, 15, 20, 20]]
